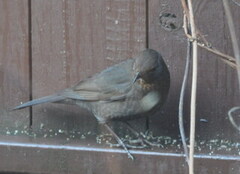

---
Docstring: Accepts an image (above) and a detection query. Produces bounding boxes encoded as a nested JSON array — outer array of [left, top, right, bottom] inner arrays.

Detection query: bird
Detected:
[[13, 49, 170, 159]]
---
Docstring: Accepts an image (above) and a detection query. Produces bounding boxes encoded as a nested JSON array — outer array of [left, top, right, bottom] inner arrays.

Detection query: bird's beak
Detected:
[[133, 72, 141, 83]]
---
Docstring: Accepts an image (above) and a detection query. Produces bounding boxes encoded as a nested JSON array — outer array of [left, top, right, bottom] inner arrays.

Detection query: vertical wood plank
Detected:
[[149, 0, 240, 153], [0, 0, 30, 131], [148, 0, 186, 137], [193, 0, 240, 142], [31, 0, 146, 135]]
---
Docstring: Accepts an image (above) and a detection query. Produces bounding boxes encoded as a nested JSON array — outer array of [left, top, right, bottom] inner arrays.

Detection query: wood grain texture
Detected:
[[193, 0, 240, 141], [148, 0, 186, 137], [0, 135, 239, 174], [0, 0, 30, 130], [149, 0, 240, 155], [31, 0, 146, 135], [0, 0, 239, 173]]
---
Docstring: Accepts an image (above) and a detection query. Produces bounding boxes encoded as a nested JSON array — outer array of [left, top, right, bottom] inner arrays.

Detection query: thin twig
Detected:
[[222, 0, 240, 89], [181, 0, 237, 69], [231, 0, 240, 6], [178, 39, 191, 164], [197, 44, 237, 68], [187, 0, 198, 173], [183, 29, 237, 68], [181, 0, 190, 18], [228, 107, 240, 132], [223, 0, 240, 131]]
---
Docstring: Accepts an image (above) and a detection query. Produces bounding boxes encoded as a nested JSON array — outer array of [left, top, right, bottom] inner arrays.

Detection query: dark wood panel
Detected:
[[193, 0, 240, 141], [31, 0, 146, 140], [0, 0, 238, 173], [0, 0, 30, 130], [148, 0, 186, 138], [0, 135, 239, 174], [148, 0, 240, 156]]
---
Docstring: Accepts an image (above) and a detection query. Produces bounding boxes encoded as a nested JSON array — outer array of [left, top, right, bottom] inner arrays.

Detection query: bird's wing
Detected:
[[62, 59, 134, 101]]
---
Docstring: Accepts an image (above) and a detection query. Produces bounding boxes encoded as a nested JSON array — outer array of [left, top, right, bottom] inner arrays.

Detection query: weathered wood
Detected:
[[192, 0, 240, 141], [0, 0, 30, 130], [0, 135, 239, 174], [148, 0, 186, 138], [149, 0, 240, 155], [0, 0, 239, 173], [31, 0, 146, 137]]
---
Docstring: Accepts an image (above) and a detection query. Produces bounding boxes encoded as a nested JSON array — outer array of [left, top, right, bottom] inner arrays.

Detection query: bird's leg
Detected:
[[103, 123, 134, 160], [145, 117, 149, 132], [123, 121, 163, 148]]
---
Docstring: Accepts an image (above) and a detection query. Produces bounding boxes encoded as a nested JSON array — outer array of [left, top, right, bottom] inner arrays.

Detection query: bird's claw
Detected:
[[106, 131, 163, 149], [106, 140, 147, 149], [129, 131, 164, 148]]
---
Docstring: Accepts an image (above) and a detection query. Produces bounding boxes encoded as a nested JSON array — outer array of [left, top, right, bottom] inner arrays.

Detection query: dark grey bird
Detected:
[[13, 49, 170, 159]]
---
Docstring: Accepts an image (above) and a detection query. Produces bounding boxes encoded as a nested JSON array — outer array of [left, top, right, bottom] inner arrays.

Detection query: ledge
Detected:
[[0, 134, 239, 174]]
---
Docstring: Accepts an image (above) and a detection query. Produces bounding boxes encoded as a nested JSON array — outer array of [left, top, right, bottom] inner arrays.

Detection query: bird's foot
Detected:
[[107, 140, 147, 149], [126, 130, 164, 148], [107, 131, 163, 149]]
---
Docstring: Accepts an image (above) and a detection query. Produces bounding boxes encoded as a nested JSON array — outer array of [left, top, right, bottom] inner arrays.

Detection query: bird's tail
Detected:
[[12, 95, 66, 110]]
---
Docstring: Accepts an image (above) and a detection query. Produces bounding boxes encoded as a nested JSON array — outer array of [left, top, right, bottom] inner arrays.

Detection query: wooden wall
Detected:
[[0, 0, 240, 173]]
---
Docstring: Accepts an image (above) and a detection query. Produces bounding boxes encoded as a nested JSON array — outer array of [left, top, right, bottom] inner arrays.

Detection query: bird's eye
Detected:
[[148, 67, 157, 72]]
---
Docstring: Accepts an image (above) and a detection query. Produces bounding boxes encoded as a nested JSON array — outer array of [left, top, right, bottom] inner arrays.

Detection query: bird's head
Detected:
[[133, 49, 168, 84]]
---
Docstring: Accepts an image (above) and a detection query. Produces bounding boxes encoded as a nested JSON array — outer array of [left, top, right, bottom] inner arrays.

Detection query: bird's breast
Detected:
[[140, 91, 161, 112]]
